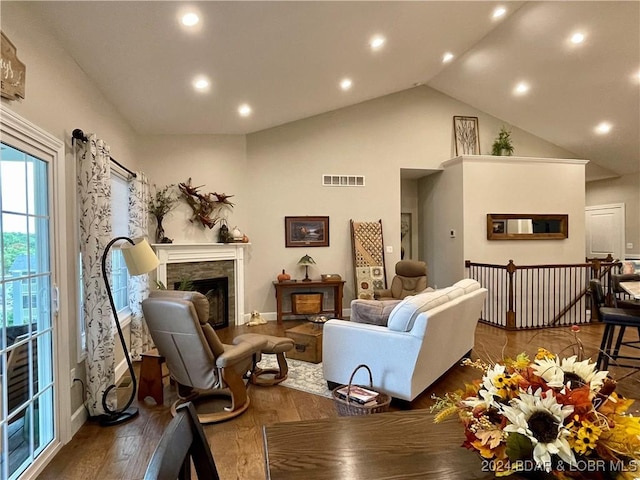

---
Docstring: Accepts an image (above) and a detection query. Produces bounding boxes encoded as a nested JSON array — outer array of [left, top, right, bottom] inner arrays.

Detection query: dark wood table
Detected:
[[263, 410, 525, 479], [273, 280, 345, 324]]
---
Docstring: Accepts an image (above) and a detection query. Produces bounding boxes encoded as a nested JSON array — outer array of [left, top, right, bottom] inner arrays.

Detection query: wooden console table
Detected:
[[273, 280, 345, 324]]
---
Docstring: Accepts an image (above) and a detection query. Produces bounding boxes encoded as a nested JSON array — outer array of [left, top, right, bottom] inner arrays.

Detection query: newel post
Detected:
[[506, 260, 517, 330]]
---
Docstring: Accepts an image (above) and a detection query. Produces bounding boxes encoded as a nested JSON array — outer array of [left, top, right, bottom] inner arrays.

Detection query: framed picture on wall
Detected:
[[285, 216, 329, 247], [453, 116, 480, 156]]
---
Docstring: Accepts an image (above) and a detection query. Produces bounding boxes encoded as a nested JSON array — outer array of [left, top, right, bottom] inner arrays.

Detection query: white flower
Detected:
[[501, 388, 575, 472], [533, 355, 608, 391]]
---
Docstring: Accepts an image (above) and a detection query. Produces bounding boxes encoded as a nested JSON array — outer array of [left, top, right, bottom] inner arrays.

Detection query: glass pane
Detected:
[[33, 276, 51, 332], [34, 387, 54, 455], [26, 152, 48, 217], [8, 403, 29, 479], [6, 337, 32, 418], [35, 332, 52, 392], [0, 147, 28, 215], [30, 216, 50, 277]]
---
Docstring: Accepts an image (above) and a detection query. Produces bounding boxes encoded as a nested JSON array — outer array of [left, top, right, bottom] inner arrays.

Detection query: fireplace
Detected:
[[177, 277, 229, 329], [153, 243, 248, 326]]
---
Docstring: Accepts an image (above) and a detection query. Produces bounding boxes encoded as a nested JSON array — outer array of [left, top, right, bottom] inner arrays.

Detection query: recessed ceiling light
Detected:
[[181, 12, 199, 27], [570, 32, 585, 44], [340, 78, 353, 91], [492, 6, 507, 19], [514, 82, 530, 95], [595, 122, 612, 134], [192, 76, 210, 91], [634, 69, 640, 83], [238, 104, 252, 117], [442, 52, 454, 63], [370, 35, 386, 50]]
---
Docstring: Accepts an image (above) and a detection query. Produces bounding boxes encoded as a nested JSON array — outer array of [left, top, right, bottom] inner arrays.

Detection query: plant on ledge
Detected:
[[491, 126, 514, 156], [178, 178, 235, 229], [149, 184, 179, 243]]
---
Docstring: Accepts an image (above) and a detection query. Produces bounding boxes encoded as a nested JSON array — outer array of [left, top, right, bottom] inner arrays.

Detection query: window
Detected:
[[110, 170, 130, 316]]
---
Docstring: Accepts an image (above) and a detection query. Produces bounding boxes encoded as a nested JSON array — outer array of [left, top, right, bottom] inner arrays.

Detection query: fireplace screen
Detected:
[[176, 277, 229, 329]]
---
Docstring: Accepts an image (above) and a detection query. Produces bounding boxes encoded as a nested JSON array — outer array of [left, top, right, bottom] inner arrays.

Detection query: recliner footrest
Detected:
[[241, 334, 295, 386]]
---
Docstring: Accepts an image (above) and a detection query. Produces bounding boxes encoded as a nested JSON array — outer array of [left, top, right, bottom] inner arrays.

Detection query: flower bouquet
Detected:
[[431, 340, 640, 479]]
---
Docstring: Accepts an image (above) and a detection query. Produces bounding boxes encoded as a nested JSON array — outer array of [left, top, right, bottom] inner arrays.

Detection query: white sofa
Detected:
[[322, 279, 488, 401]]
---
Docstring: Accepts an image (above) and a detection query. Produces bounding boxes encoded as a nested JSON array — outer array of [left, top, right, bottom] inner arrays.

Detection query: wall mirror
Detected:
[[487, 214, 568, 240]]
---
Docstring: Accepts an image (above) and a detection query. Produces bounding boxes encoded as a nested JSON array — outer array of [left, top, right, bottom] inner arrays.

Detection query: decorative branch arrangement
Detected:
[[178, 178, 234, 229], [149, 184, 179, 243]]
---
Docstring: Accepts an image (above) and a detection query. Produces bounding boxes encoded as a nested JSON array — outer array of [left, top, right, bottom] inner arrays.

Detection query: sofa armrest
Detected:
[[373, 288, 393, 300], [322, 320, 422, 395]]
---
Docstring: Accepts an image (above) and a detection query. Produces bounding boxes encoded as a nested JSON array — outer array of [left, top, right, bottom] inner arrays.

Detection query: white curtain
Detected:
[[128, 171, 154, 359], [77, 134, 115, 416]]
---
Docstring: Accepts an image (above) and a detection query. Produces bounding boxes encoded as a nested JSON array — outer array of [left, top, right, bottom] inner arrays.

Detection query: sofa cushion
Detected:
[[350, 299, 401, 326], [387, 288, 453, 332], [453, 278, 481, 294]]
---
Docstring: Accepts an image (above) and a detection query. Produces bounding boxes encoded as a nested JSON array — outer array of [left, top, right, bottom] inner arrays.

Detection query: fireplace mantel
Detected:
[[152, 243, 249, 325]]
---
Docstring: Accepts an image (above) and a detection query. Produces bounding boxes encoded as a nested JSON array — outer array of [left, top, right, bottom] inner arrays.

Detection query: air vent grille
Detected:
[[322, 174, 365, 187]]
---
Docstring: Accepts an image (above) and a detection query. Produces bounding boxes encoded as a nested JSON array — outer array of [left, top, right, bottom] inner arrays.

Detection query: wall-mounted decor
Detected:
[[487, 213, 568, 240], [285, 216, 329, 247], [178, 178, 234, 229], [453, 116, 480, 156], [1, 32, 26, 100], [350, 219, 386, 299]]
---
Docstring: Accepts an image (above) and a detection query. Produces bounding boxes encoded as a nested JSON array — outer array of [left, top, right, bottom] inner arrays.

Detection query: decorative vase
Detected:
[[277, 269, 291, 282], [155, 216, 165, 243]]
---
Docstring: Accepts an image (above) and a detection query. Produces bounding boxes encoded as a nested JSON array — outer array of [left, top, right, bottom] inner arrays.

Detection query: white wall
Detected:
[[586, 173, 640, 257]]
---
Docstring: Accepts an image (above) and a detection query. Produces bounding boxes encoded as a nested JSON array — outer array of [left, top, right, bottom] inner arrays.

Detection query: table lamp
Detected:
[[298, 254, 316, 282], [99, 236, 159, 426]]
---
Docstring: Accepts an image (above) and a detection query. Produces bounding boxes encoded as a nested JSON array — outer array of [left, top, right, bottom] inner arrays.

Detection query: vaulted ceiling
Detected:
[[24, 1, 640, 180]]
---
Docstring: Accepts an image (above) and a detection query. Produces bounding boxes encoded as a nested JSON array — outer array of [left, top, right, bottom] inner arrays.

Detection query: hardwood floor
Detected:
[[37, 321, 640, 480]]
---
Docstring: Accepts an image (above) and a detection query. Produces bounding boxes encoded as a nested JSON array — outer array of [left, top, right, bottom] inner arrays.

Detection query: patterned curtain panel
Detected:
[[77, 134, 115, 416], [350, 220, 386, 300], [128, 172, 153, 359]]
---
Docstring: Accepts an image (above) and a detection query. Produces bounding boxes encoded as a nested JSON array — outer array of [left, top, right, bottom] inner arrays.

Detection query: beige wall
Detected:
[[586, 173, 640, 257], [136, 135, 248, 244], [419, 157, 587, 287], [462, 157, 587, 265]]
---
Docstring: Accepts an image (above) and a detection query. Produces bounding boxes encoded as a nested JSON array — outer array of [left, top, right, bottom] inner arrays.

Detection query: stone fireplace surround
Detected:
[[152, 243, 248, 326]]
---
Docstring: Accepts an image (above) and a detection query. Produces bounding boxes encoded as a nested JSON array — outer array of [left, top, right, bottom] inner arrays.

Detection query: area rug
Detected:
[[256, 356, 332, 398]]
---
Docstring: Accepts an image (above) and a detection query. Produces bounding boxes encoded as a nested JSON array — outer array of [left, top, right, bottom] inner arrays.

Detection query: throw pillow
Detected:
[[350, 299, 401, 326]]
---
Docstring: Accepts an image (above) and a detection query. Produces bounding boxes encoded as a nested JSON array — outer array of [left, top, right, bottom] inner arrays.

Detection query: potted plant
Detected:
[[149, 184, 178, 243], [491, 126, 514, 156]]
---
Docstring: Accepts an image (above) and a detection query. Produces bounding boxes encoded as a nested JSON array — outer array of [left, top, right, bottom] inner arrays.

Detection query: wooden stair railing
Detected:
[[466, 256, 620, 330]]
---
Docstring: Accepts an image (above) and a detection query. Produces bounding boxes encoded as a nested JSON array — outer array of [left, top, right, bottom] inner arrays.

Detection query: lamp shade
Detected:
[[121, 238, 159, 276], [298, 254, 316, 266]]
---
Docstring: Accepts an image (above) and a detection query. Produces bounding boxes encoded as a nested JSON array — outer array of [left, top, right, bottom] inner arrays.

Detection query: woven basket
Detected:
[[331, 364, 391, 416]]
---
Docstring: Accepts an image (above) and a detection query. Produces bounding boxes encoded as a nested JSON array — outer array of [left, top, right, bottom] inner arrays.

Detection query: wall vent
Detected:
[[322, 174, 365, 187]]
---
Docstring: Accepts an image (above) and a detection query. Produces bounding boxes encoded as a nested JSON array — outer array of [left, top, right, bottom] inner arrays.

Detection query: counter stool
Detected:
[[240, 334, 295, 386], [590, 279, 640, 370]]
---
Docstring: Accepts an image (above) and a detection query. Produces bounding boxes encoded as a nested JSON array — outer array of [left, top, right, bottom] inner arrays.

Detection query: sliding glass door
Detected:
[[0, 143, 55, 479]]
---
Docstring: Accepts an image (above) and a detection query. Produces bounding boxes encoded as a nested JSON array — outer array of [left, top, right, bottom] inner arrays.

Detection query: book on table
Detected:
[[335, 385, 379, 404]]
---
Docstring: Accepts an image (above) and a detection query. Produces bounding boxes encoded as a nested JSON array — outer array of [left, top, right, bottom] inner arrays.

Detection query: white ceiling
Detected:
[[24, 1, 640, 178]]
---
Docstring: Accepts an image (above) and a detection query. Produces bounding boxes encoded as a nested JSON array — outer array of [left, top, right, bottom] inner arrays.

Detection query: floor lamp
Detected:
[[99, 237, 159, 426]]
